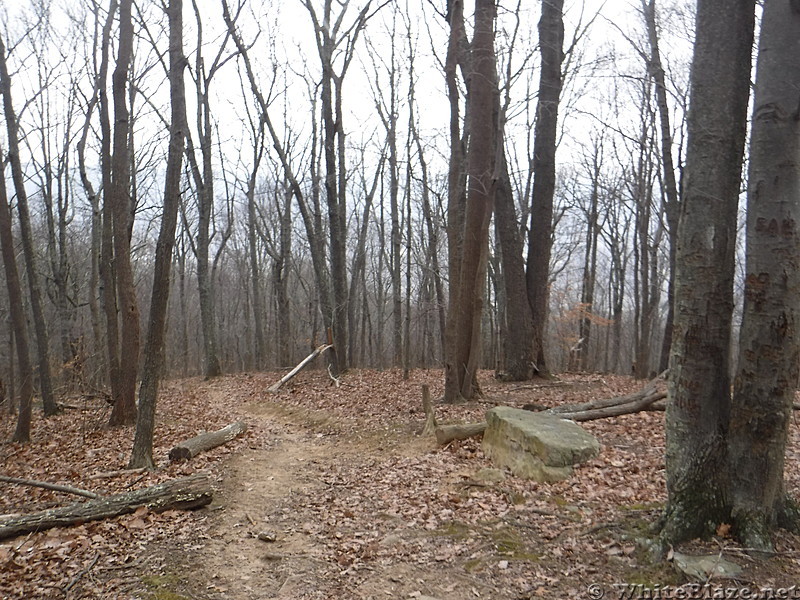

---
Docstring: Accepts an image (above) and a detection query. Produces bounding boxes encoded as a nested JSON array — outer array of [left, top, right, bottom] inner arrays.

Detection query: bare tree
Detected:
[[727, 0, 800, 551], [107, 0, 140, 426], [640, 0, 680, 373], [0, 29, 58, 416], [444, 0, 497, 403], [130, 0, 188, 469], [525, 0, 565, 375], [0, 160, 34, 443], [659, 0, 755, 551], [182, 0, 238, 378], [301, 0, 380, 373]]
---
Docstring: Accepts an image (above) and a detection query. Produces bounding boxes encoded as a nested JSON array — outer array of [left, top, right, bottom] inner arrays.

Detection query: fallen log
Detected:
[[435, 423, 487, 445], [0, 475, 102, 500], [0, 474, 212, 541], [553, 390, 666, 422], [169, 421, 247, 462], [546, 370, 667, 415], [268, 344, 332, 392]]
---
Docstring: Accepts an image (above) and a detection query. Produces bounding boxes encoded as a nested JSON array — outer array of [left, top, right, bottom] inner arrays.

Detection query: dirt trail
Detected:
[[159, 383, 499, 600], [178, 401, 336, 599], [141, 372, 800, 600]]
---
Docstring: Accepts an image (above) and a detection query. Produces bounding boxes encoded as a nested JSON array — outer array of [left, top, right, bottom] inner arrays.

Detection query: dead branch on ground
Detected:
[[0, 475, 102, 499], [268, 344, 332, 392], [0, 474, 212, 541]]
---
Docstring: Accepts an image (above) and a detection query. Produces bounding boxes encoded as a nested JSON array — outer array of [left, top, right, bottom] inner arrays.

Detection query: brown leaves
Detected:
[[2, 371, 800, 598]]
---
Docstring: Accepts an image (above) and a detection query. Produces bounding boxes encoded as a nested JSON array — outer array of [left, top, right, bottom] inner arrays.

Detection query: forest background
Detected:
[[0, 0, 695, 417]]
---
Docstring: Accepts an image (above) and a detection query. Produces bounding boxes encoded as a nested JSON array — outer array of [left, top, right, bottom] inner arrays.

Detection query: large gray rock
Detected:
[[482, 406, 600, 482]]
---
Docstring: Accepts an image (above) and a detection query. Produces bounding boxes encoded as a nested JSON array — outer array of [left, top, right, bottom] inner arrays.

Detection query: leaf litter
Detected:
[[0, 369, 798, 599]]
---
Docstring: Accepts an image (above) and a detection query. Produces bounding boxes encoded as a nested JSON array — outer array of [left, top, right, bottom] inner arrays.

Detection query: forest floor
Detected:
[[2, 369, 800, 599]]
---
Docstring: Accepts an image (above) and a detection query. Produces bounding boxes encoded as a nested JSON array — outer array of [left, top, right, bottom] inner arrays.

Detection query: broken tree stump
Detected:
[[0, 474, 212, 541], [435, 423, 487, 445], [169, 421, 247, 462], [421, 385, 437, 436]]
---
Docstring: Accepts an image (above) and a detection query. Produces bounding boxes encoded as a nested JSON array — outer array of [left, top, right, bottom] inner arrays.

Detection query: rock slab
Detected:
[[482, 406, 600, 482]]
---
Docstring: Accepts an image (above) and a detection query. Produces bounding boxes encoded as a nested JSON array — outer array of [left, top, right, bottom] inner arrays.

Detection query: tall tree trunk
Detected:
[[130, 0, 187, 469], [107, 0, 140, 426], [276, 187, 293, 366], [659, 0, 755, 549], [76, 73, 105, 379], [642, 0, 680, 374], [578, 156, 600, 372], [727, 0, 800, 551], [444, 0, 497, 403], [0, 33, 58, 417], [194, 124, 222, 379], [525, 0, 565, 375], [495, 143, 535, 380], [96, 0, 121, 408], [0, 163, 34, 443], [443, 0, 469, 403], [246, 129, 266, 370]]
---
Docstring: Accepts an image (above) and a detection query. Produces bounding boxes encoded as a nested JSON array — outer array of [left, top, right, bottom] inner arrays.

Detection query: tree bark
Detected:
[[97, 0, 122, 409], [131, 0, 187, 469], [727, 0, 800, 551], [421, 385, 438, 436], [443, 0, 469, 402], [641, 0, 681, 374], [659, 0, 755, 549], [0, 32, 58, 417], [107, 0, 140, 426], [0, 475, 212, 541], [169, 421, 247, 461], [435, 423, 487, 446], [0, 476, 101, 500], [246, 126, 266, 370], [553, 390, 665, 422], [495, 142, 535, 381], [0, 163, 34, 443], [444, 0, 497, 403], [525, 0, 565, 375], [185, 0, 231, 380]]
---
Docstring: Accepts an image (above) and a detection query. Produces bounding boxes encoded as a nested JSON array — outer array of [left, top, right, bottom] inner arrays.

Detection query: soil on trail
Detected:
[[2, 369, 800, 600]]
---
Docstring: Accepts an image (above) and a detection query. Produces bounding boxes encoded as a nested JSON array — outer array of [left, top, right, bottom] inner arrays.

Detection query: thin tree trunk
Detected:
[[444, 0, 497, 403], [0, 33, 58, 417], [0, 163, 34, 443], [107, 0, 140, 426], [525, 0, 565, 375], [642, 0, 681, 374], [276, 188, 293, 366], [130, 0, 187, 469], [443, 0, 469, 402], [97, 0, 122, 407], [246, 128, 266, 370]]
